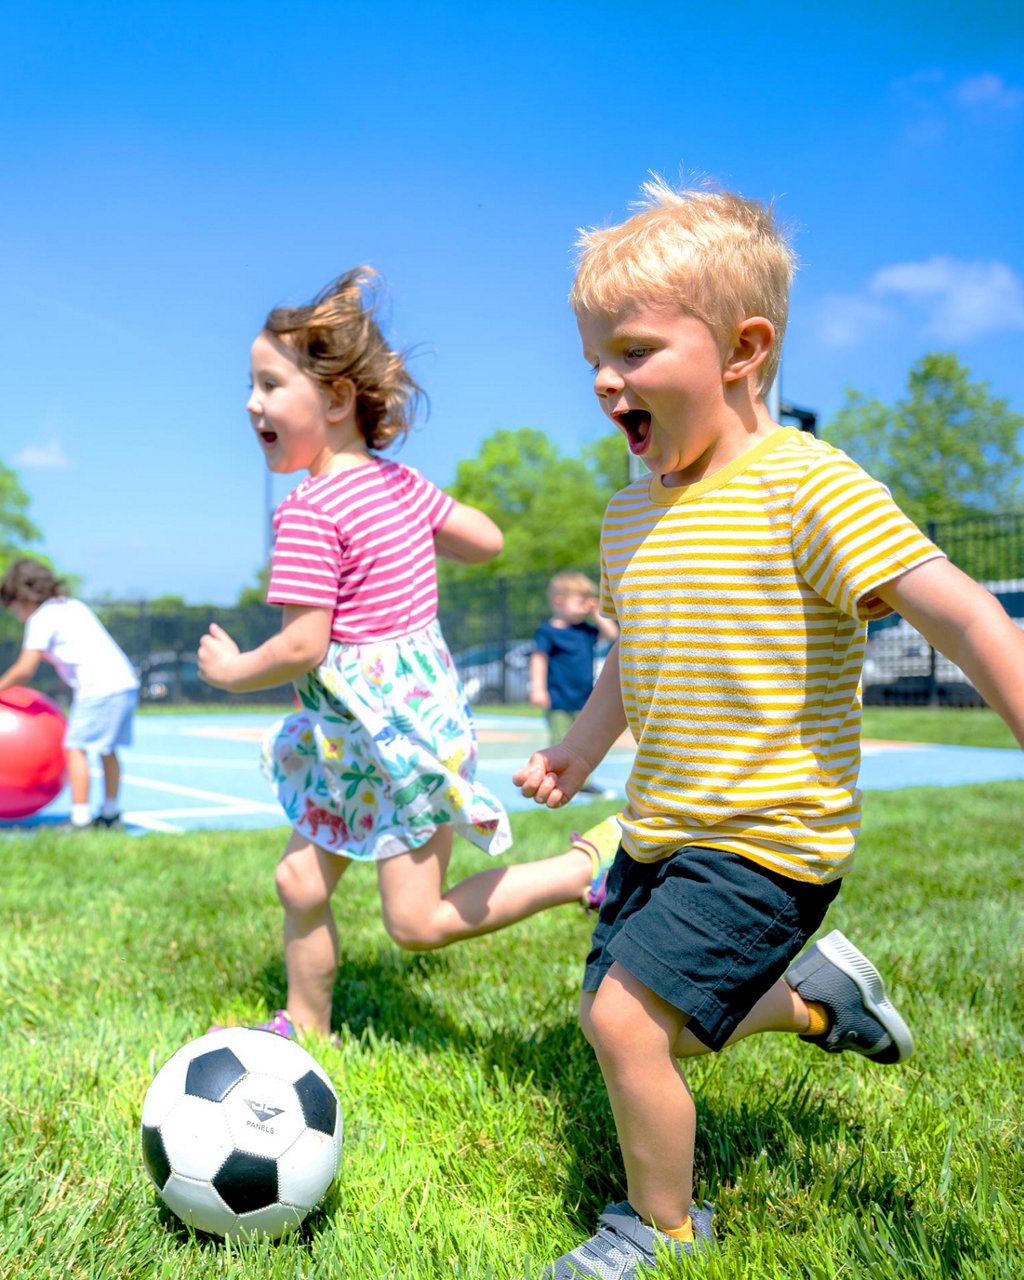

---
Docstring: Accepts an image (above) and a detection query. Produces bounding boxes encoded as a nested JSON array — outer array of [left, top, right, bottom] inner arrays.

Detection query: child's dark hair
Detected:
[[264, 267, 425, 451], [0, 559, 66, 607]]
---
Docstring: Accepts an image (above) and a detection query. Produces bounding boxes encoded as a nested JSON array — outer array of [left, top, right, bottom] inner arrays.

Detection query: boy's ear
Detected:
[[722, 317, 775, 384], [325, 378, 357, 423]]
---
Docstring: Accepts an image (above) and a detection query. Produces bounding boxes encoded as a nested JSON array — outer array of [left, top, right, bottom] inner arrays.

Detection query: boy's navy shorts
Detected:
[[582, 842, 841, 1051]]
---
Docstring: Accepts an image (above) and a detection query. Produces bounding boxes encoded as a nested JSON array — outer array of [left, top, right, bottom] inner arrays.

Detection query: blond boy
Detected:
[[515, 178, 1024, 1278]]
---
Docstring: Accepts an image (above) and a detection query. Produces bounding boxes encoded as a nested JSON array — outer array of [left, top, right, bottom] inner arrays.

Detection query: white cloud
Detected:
[[869, 257, 1024, 341], [13, 439, 75, 470], [891, 69, 1022, 146], [815, 257, 1024, 348], [817, 293, 894, 348], [951, 73, 1024, 112]]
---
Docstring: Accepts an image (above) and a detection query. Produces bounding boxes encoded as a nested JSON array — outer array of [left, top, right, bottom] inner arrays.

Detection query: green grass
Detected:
[[2, 789, 1022, 1279], [861, 707, 1019, 750]]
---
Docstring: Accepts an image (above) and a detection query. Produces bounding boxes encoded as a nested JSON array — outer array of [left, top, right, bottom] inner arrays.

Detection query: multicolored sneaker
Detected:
[[785, 929, 914, 1064], [546, 1200, 715, 1279], [208, 1009, 298, 1038], [571, 814, 622, 911]]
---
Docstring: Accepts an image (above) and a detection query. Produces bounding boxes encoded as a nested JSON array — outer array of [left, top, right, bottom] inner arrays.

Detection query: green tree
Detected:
[[237, 563, 271, 607], [823, 353, 1024, 527], [0, 458, 44, 572], [440, 426, 621, 584]]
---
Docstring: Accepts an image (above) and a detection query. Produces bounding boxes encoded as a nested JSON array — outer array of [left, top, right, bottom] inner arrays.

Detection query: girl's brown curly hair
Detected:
[[264, 267, 425, 451]]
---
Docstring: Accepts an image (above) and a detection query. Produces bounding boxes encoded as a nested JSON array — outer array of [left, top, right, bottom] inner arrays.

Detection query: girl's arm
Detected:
[[0, 648, 42, 696], [434, 501, 503, 564], [198, 605, 333, 694], [514, 641, 627, 807], [876, 558, 1024, 747]]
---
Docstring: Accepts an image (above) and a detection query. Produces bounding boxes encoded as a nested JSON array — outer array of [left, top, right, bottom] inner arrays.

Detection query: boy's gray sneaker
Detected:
[[546, 1200, 714, 1279], [786, 929, 914, 1064]]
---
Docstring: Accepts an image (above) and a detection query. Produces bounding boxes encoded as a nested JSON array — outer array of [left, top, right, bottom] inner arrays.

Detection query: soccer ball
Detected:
[[141, 1027, 343, 1238]]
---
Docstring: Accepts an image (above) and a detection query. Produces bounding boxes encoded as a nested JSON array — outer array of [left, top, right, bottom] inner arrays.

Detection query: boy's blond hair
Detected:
[[548, 570, 597, 604], [570, 176, 796, 395]]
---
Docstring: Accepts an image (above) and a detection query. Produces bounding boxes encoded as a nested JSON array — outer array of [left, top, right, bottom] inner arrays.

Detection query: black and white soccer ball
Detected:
[[141, 1027, 343, 1238]]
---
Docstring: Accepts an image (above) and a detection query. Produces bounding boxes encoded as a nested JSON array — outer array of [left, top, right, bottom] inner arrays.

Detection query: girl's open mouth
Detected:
[[614, 409, 652, 455], [259, 431, 278, 446]]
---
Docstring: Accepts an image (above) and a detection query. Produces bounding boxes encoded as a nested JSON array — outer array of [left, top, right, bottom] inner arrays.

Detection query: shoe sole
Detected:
[[814, 929, 915, 1062]]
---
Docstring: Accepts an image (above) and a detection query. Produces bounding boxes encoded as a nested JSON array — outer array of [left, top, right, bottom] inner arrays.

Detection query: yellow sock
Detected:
[[656, 1216, 693, 1243], [804, 1000, 830, 1037]]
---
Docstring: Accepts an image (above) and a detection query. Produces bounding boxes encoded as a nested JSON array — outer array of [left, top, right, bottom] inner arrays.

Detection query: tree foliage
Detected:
[[237, 562, 271, 607], [0, 458, 44, 572], [823, 353, 1024, 528], [440, 426, 628, 584]]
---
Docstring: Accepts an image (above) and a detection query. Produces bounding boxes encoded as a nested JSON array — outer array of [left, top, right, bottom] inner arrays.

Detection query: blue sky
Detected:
[[4, 0, 1023, 602]]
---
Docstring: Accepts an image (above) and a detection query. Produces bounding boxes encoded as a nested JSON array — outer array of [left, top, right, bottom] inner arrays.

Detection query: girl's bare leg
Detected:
[[376, 823, 595, 950], [274, 829, 350, 1033]]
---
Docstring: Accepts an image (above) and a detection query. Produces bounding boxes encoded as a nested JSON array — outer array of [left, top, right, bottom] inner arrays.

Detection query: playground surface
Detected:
[[5, 711, 1024, 836]]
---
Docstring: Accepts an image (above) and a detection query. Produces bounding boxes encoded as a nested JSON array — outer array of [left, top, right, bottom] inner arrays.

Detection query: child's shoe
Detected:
[[571, 814, 622, 911], [545, 1200, 714, 1279], [785, 929, 914, 1063], [91, 813, 124, 830], [208, 1009, 298, 1038], [208, 1010, 342, 1049]]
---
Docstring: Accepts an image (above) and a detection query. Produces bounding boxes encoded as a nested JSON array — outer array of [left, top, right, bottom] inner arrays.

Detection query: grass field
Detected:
[[2, 734, 1022, 1277]]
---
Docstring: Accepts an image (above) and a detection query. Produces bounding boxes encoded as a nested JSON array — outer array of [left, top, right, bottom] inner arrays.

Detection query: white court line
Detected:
[[121, 772, 282, 812], [124, 753, 256, 769], [138, 805, 280, 819], [122, 812, 183, 833]]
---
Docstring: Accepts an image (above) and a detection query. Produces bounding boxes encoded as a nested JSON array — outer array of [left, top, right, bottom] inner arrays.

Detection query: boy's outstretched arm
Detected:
[[876, 559, 1024, 747], [514, 641, 627, 807]]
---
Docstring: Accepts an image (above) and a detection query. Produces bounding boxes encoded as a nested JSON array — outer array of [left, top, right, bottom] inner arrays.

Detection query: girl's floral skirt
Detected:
[[261, 620, 512, 862]]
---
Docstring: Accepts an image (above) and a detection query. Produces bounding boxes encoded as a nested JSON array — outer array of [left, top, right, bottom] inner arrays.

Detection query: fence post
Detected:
[[497, 576, 510, 704], [926, 521, 938, 706]]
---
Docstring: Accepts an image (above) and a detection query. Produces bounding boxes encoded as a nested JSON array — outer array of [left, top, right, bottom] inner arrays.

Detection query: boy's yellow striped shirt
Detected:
[[600, 427, 943, 884]]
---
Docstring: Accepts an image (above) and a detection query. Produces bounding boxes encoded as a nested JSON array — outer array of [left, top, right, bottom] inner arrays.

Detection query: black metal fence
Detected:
[[0, 571, 570, 709], [2, 512, 1022, 709], [864, 513, 1024, 706]]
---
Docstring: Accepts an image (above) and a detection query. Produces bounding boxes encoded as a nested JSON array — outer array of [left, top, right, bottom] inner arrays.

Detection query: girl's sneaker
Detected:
[[571, 814, 622, 911], [208, 1010, 341, 1049], [785, 929, 914, 1063], [208, 1009, 297, 1038], [251, 1009, 298, 1039]]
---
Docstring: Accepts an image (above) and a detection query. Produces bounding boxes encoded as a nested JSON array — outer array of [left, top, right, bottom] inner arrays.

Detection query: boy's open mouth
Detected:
[[259, 430, 278, 446], [614, 409, 652, 455]]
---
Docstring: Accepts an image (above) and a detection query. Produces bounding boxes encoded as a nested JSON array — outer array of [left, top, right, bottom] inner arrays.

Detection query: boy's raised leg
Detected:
[[785, 929, 914, 1063]]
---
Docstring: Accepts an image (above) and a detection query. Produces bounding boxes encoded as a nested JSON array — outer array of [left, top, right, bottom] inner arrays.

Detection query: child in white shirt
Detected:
[[0, 559, 139, 829]]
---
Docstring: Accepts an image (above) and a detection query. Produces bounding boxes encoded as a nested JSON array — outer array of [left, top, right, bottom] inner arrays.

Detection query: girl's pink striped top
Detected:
[[267, 459, 454, 643]]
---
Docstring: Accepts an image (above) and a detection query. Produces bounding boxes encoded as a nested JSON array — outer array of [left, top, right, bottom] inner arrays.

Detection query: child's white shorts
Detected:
[[65, 689, 138, 754]]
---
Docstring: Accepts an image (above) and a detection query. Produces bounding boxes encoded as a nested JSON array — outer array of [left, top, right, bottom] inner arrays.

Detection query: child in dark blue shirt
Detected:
[[531, 571, 618, 795]]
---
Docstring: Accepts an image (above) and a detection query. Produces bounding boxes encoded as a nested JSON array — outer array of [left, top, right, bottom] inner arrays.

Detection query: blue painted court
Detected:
[[4, 712, 1024, 835]]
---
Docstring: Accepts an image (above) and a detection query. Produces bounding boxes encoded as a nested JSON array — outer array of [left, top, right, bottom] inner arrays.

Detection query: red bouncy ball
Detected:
[[0, 687, 67, 819]]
